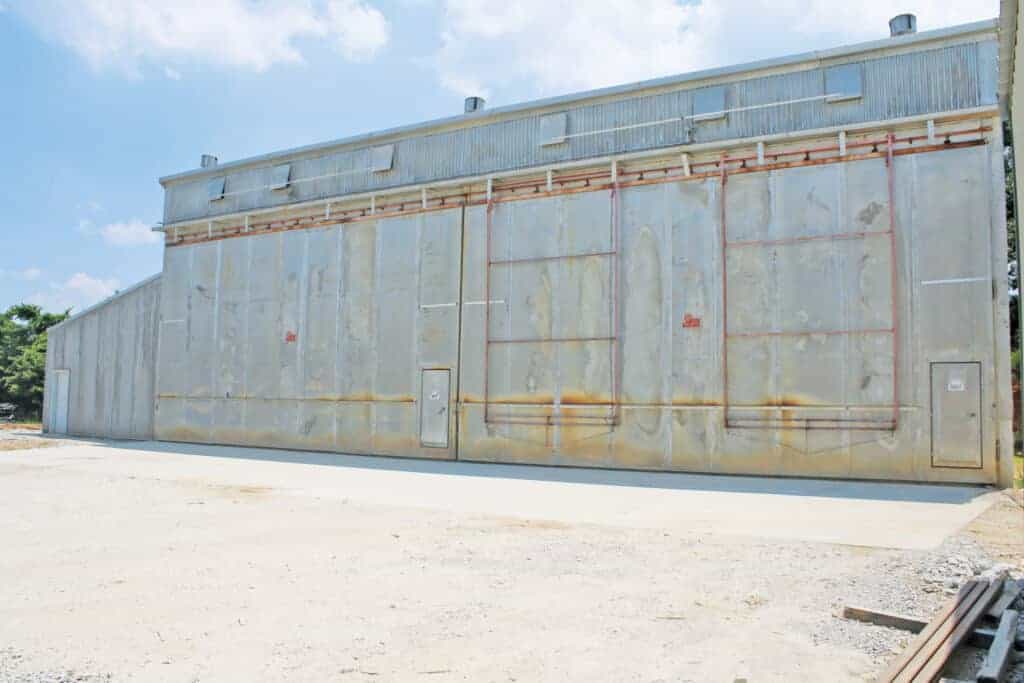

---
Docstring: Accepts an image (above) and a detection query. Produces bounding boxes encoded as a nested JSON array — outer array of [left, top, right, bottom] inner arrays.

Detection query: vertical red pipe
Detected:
[[886, 134, 900, 430], [720, 156, 730, 427], [484, 200, 493, 424], [608, 180, 619, 425]]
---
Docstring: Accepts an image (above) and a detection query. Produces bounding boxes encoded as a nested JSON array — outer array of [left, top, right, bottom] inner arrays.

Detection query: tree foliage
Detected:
[[0, 304, 68, 418]]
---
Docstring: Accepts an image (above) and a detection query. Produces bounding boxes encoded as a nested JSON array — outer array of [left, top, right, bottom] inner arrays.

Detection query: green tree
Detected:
[[0, 304, 68, 418]]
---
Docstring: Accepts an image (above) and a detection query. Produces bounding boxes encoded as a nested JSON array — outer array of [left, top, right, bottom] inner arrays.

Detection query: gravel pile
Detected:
[[815, 534, 1022, 670], [0, 649, 111, 683]]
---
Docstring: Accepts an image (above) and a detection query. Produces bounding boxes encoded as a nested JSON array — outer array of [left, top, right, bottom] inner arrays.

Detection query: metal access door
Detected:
[[420, 369, 451, 448], [51, 369, 70, 434], [930, 362, 982, 468]]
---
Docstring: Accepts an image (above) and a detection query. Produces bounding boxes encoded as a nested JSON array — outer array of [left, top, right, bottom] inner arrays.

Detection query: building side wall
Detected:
[[1010, 2, 1024, 487], [42, 276, 162, 440], [153, 130, 1008, 484], [153, 211, 463, 458], [457, 141, 1003, 484]]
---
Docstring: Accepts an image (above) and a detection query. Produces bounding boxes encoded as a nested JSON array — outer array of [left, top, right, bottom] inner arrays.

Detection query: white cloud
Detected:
[[29, 273, 121, 313], [12, 0, 390, 75], [164, 66, 182, 81], [432, 0, 997, 98], [0, 267, 43, 281], [76, 217, 161, 246], [327, 0, 391, 62], [99, 219, 161, 247]]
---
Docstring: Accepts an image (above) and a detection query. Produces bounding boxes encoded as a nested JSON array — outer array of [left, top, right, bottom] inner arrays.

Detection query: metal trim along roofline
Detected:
[[158, 19, 997, 187], [47, 273, 162, 333], [154, 105, 1000, 233], [998, 0, 1018, 112]]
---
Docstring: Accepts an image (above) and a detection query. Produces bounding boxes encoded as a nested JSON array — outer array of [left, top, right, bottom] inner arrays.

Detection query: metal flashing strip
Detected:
[[164, 129, 990, 251], [921, 276, 989, 285], [157, 108, 999, 235], [540, 93, 847, 145], [47, 273, 162, 332]]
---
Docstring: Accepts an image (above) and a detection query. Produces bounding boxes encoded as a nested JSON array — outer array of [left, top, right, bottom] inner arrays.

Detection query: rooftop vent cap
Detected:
[[464, 96, 485, 114], [200, 154, 219, 168], [889, 13, 916, 37]]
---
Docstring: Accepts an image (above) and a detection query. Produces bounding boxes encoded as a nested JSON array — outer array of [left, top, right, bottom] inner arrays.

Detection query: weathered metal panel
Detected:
[[154, 210, 464, 459], [455, 142, 1002, 484], [419, 369, 451, 448], [43, 276, 161, 439], [930, 362, 983, 467], [162, 38, 997, 225]]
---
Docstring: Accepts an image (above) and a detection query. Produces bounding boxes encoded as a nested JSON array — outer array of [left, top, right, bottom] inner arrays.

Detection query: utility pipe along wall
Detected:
[[150, 135, 1010, 485]]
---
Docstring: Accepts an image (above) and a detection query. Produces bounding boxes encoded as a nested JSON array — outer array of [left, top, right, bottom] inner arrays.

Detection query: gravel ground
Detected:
[[0, 427, 59, 452], [0, 445, 1020, 681], [0, 649, 110, 683], [814, 492, 1024, 680]]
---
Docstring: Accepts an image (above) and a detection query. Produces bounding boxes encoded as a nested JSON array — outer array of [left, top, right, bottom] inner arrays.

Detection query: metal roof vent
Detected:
[[464, 96, 485, 114], [200, 154, 218, 168], [889, 14, 917, 37]]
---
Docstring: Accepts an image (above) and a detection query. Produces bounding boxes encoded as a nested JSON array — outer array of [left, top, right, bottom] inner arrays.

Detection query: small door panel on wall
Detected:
[[930, 362, 982, 468], [420, 369, 451, 448], [51, 369, 70, 434]]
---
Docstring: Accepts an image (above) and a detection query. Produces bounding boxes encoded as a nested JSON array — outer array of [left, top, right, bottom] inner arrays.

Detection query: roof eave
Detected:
[[158, 18, 998, 187]]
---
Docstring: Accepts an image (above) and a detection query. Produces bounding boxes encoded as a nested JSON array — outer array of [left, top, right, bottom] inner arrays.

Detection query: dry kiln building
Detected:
[[44, 17, 1017, 487]]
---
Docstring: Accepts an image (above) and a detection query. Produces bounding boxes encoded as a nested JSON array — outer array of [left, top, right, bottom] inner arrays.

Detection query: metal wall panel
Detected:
[[457, 143, 1002, 484], [43, 276, 162, 439], [420, 369, 451, 448], [930, 362, 983, 468], [162, 39, 997, 225], [153, 209, 464, 459], [47, 135, 1006, 485]]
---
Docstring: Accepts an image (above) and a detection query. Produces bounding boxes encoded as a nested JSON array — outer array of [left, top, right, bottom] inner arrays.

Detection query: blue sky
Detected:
[[0, 0, 997, 313]]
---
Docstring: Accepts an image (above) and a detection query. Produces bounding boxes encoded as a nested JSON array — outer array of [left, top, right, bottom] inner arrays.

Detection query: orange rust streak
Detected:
[[726, 229, 892, 248]]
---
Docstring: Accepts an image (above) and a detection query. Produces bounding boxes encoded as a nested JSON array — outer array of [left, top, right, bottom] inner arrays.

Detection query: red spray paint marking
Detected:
[[682, 314, 701, 329], [285, 331, 298, 343]]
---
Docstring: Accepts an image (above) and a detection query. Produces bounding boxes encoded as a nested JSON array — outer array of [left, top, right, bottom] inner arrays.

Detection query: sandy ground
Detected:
[[0, 441, 1020, 682]]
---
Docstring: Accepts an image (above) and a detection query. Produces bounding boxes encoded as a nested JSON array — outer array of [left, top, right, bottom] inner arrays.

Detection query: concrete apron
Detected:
[[0, 440, 997, 550]]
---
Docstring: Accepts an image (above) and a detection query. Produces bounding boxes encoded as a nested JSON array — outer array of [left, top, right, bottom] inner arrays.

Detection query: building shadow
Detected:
[[68, 436, 994, 505]]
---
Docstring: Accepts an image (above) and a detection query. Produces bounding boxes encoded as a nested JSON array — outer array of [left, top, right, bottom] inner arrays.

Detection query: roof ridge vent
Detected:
[[889, 13, 917, 37], [200, 154, 218, 168], [464, 96, 485, 114]]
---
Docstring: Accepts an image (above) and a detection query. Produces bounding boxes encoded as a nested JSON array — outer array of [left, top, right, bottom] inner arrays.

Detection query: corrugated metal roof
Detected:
[[160, 20, 998, 226]]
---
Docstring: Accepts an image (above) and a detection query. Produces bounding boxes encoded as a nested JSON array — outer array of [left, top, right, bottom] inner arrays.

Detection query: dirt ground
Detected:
[[0, 424, 55, 452], [0, 441, 1020, 682]]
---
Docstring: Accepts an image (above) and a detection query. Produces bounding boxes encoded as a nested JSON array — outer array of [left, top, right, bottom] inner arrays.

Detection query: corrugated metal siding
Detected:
[[42, 276, 162, 439], [163, 40, 997, 225], [154, 141, 1007, 484]]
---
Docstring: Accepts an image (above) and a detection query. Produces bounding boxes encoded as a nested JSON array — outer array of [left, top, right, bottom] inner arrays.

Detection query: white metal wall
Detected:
[[150, 133, 1012, 485], [42, 276, 162, 439]]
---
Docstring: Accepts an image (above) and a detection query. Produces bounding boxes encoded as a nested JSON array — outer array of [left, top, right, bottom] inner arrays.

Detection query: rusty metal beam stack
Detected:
[[877, 575, 1019, 683]]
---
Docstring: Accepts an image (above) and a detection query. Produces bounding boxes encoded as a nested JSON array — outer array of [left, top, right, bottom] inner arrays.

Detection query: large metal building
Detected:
[[44, 17, 1016, 486]]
